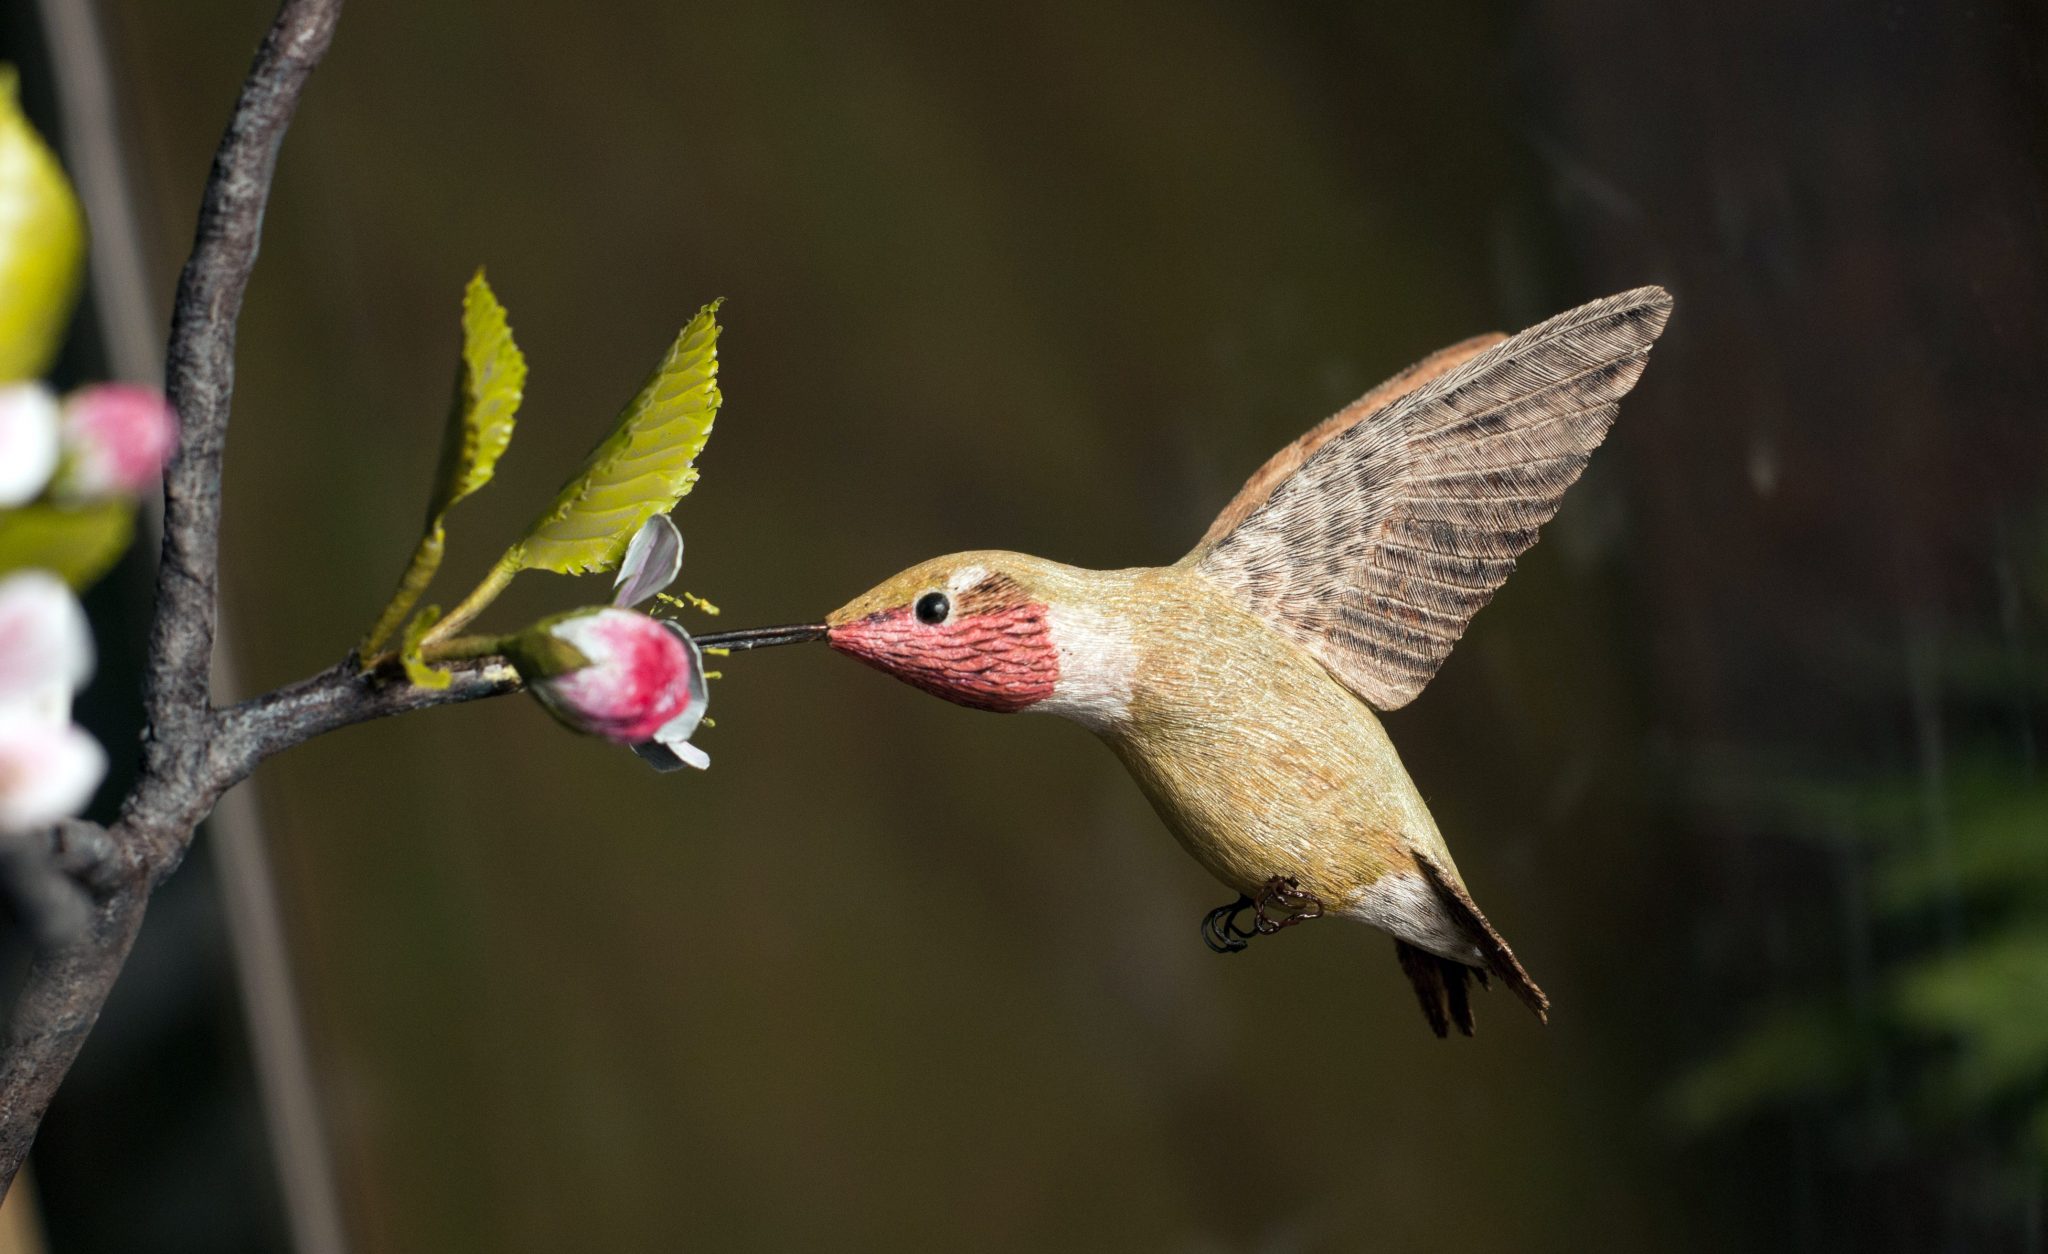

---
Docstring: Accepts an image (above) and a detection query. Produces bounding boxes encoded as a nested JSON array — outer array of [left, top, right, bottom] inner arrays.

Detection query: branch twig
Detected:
[[128, 0, 345, 868], [0, 0, 798, 1195], [0, 0, 346, 1197]]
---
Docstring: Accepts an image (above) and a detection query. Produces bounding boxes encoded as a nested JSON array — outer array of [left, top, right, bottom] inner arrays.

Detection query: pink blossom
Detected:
[[0, 382, 59, 506], [55, 383, 177, 500], [529, 608, 710, 767]]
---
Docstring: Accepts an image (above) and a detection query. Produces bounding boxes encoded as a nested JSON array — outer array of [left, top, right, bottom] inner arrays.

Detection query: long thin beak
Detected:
[[693, 622, 830, 651]]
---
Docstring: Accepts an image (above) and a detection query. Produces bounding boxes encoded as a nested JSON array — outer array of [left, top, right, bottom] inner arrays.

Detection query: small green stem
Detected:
[[419, 551, 521, 649], [421, 632, 514, 663], [359, 523, 447, 659]]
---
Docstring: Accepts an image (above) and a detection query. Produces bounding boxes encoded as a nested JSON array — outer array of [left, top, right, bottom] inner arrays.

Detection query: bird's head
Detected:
[[825, 550, 1107, 716], [700, 551, 1139, 725]]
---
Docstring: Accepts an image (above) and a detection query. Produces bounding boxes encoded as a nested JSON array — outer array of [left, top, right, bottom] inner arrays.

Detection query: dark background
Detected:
[[7, 1, 2047, 1250]]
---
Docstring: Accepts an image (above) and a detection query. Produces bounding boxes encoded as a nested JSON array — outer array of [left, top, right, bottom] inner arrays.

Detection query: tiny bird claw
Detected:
[[1201, 894, 1257, 953], [1252, 875, 1323, 934], [1200, 876, 1323, 954]]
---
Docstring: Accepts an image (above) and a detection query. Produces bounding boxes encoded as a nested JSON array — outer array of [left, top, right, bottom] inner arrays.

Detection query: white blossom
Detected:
[[0, 382, 60, 506]]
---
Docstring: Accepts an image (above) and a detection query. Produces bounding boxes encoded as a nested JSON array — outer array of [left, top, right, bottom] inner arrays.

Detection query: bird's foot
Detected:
[[1200, 876, 1324, 954], [1251, 874, 1324, 934], [1201, 895, 1258, 953]]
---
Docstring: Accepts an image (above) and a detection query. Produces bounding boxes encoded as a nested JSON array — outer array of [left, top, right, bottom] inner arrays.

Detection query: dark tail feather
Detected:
[[1413, 850, 1550, 1023], [1443, 955, 1474, 1031], [1393, 940, 1478, 1037]]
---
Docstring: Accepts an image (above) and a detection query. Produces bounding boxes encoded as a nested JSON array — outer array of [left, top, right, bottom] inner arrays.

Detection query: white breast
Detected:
[[1032, 602, 1138, 731]]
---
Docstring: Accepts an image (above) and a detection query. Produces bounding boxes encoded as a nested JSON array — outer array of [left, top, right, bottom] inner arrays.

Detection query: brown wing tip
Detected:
[[1532, 285, 1674, 362], [1611, 284, 1675, 338], [1412, 852, 1551, 1023]]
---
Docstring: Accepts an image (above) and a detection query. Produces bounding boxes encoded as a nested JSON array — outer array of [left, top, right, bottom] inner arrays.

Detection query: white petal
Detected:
[[668, 740, 709, 770], [651, 623, 709, 744], [0, 569, 94, 710], [0, 715, 106, 831], [612, 514, 683, 607], [541, 610, 617, 666], [631, 737, 709, 772], [0, 383, 60, 506]]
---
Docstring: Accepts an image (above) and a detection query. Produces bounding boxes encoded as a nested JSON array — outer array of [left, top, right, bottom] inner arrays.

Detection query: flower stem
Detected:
[[358, 523, 446, 659], [421, 632, 514, 663], [418, 551, 520, 649]]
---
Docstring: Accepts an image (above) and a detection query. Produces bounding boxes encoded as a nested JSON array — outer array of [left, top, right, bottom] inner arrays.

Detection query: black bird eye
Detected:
[[914, 591, 951, 625]]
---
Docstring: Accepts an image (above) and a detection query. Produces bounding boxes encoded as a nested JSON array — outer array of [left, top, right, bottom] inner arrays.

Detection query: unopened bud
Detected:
[[522, 608, 711, 768], [54, 383, 177, 500]]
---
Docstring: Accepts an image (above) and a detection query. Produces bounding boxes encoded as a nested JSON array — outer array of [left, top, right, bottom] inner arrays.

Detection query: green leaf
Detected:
[[0, 500, 133, 589], [360, 270, 526, 656], [398, 606, 451, 690], [0, 67, 86, 383], [507, 299, 722, 576], [429, 270, 525, 519]]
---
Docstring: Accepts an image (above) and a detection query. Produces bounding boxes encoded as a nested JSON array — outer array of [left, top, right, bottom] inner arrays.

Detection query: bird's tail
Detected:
[[1394, 939, 1482, 1037], [1396, 851, 1550, 1037]]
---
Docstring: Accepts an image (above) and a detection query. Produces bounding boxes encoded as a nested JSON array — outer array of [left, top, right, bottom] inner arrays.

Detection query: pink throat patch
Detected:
[[828, 601, 1058, 713]]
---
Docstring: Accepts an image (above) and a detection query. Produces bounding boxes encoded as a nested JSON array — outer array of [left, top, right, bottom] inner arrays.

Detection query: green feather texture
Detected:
[[507, 299, 722, 576], [0, 66, 86, 383], [360, 270, 526, 656]]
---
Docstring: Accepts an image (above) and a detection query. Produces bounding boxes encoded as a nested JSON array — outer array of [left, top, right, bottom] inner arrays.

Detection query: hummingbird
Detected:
[[729, 288, 1672, 1036]]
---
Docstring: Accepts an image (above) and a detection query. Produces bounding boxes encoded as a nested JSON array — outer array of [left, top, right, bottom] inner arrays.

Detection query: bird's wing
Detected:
[[1188, 287, 1672, 710], [1195, 333, 1507, 547]]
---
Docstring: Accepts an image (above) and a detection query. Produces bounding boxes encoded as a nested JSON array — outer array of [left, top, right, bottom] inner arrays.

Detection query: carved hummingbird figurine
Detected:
[[737, 289, 1672, 1035]]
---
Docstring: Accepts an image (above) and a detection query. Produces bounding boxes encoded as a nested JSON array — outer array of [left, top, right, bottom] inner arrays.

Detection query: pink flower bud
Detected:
[[529, 609, 710, 766], [0, 382, 60, 507], [0, 711, 105, 832], [55, 383, 177, 500], [0, 570, 93, 721]]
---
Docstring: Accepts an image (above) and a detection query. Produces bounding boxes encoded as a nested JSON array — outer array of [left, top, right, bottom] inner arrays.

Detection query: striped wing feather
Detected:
[[1195, 333, 1506, 546], [1190, 287, 1673, 710]]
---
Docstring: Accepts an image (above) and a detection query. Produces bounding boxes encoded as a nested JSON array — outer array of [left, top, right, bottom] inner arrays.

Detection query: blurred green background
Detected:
[[13, 0, 2048, 1250]]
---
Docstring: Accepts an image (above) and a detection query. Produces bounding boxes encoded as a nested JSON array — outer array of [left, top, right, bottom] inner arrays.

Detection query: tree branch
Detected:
[[0, 0, 802, 1196], [0, 823, 96, 947], [211, 659, 522, 785], [0, 0, 345, 1198], [128, 0, 345, 868]]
